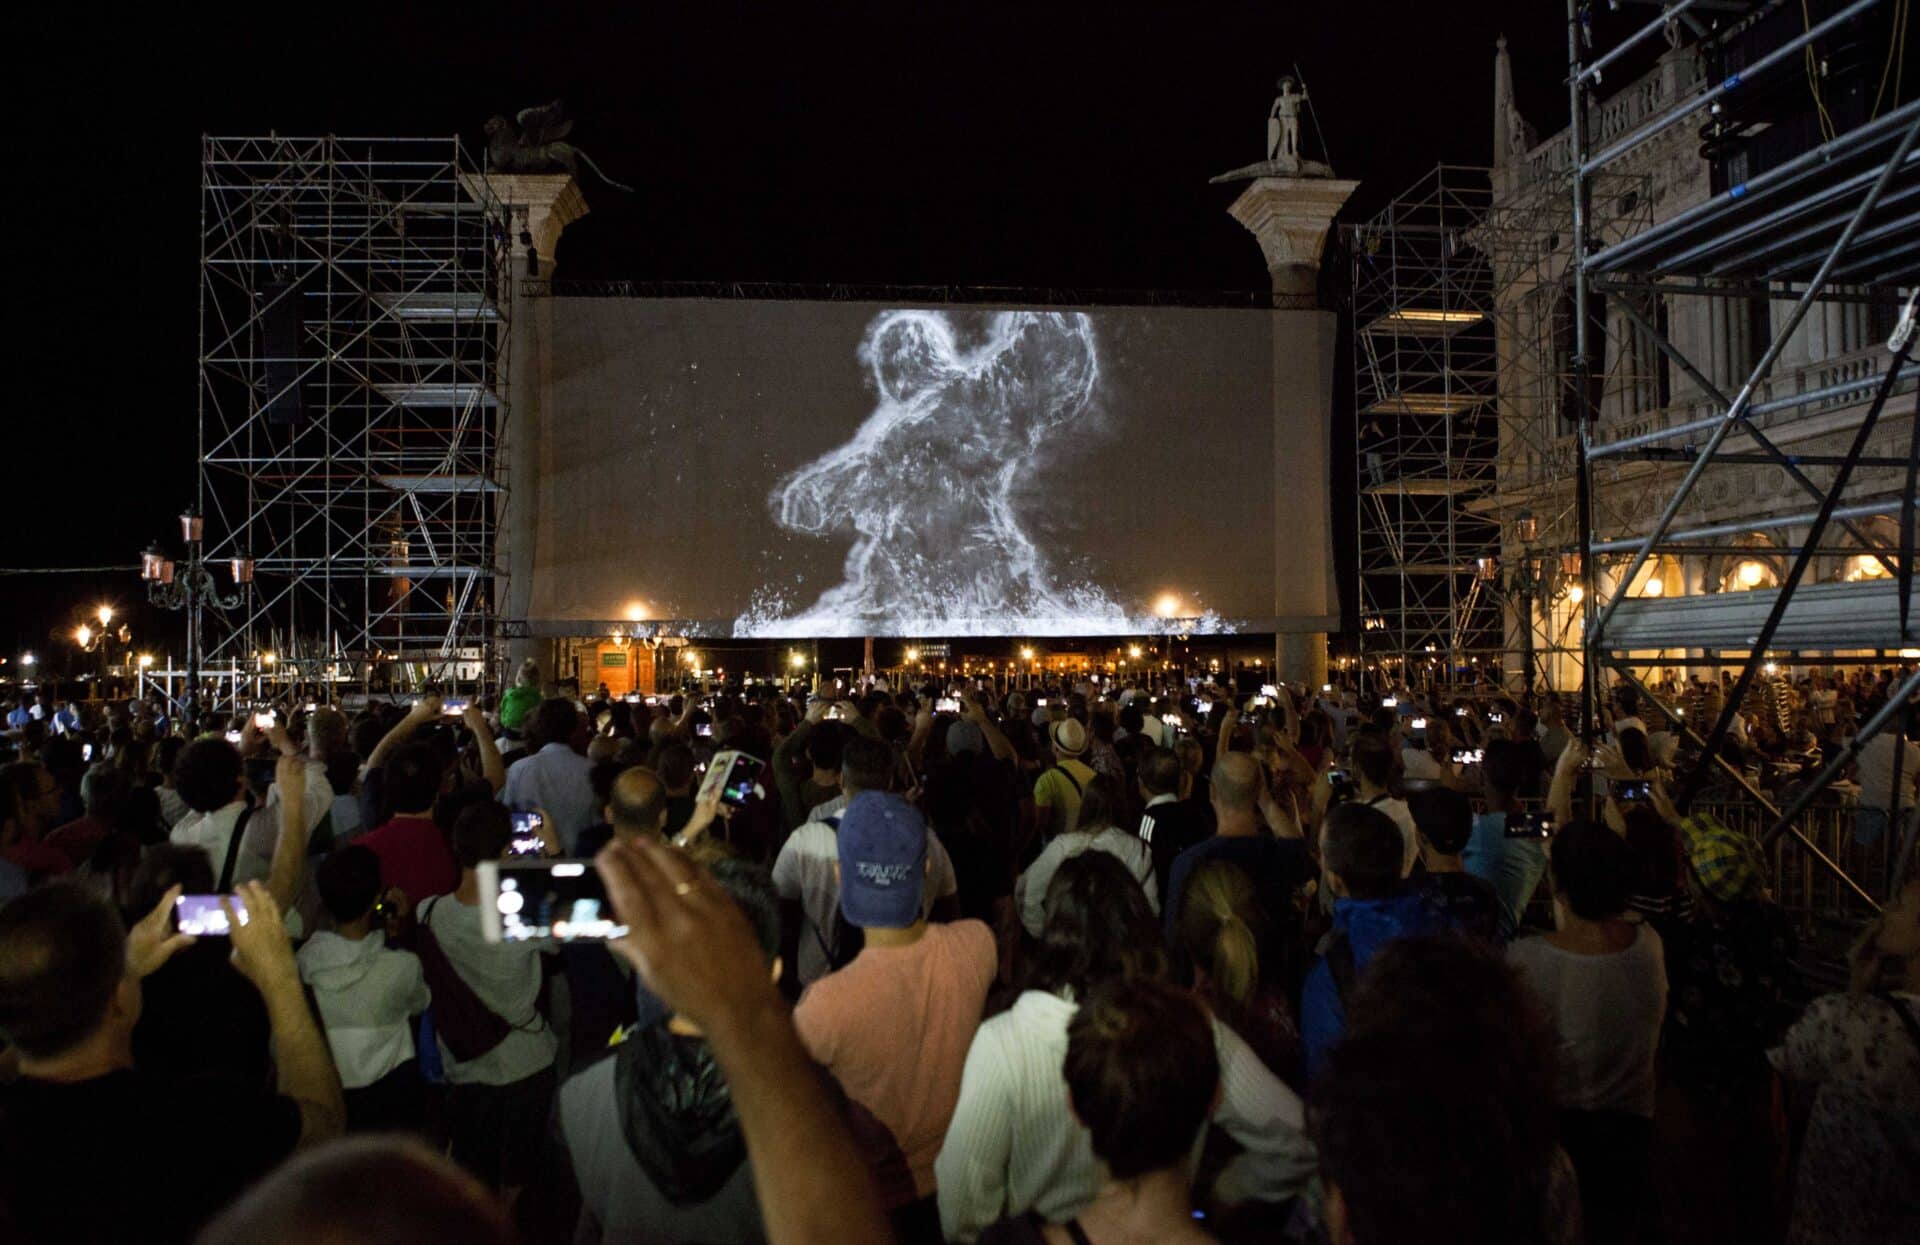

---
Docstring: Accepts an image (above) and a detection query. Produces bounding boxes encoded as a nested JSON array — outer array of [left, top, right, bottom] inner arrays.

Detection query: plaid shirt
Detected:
[[1679, 811, 1763, 902]]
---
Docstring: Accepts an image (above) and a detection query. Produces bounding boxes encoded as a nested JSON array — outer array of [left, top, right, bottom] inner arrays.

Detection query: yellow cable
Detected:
[[1804, 0, 1838, 141], [1895, 0, 1909, 110], [1869, 0, 1904, 117]]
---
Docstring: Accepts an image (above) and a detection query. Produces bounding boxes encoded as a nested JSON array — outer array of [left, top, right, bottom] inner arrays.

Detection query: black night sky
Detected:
[[10, 1, 1668, 671]]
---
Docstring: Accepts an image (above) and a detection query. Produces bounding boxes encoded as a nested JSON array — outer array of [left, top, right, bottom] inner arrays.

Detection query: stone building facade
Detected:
[[1484, 36, 1912, 690]]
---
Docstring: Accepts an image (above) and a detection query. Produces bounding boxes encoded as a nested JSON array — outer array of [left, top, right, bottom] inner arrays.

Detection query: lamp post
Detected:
[[140, 508, 250, 726]]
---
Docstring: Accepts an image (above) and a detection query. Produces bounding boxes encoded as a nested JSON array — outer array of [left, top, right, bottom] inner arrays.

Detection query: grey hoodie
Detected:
[[296, 930, 429, 1090]]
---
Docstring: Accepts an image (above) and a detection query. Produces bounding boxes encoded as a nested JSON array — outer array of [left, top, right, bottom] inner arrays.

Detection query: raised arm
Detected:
[[265, 753, 313, 916], [1546, 737, 1587, 829], [906, 701, 934, 772], [463, 704, 506, 793], [596, 838, 891, 1245], [225, 880, 346, 1148], [366, 696, 440, 773], [960, 694, 1015, 764], [773, 713, 818, 830]]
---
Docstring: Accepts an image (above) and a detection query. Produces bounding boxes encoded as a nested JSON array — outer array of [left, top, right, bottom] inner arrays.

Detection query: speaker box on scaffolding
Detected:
[[260, 280, 306, 427]]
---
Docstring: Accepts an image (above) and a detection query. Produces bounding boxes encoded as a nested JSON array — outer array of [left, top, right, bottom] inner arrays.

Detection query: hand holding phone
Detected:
[[697, 751, 766, 809], [509, 810, 548, 857], [479, 860, 628, 943], [1504, 811, 1554, 839], [174, 893, 251, 937]]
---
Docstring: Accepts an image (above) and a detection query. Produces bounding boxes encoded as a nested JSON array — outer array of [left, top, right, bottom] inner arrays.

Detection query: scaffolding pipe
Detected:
[[1612, 665, 1882, 912], [1589, 98, 1920, 274], [1579, 0, 1884, 177], [1585, 114, 1920, 650], [1570, 0, 1600, 741], [1657, 164, 1920, 276], [1590, 364, 1914, 457], [1680, 341, 1914, 807], [1628, 450, 1910, 469], [1588, 500, 1902, 551], [1575, 0, 1709, 86], [1610, 296, 1903, 575]]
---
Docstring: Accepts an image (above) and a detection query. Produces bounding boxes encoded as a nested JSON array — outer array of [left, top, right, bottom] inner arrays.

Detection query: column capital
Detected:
[[1224, 177, 1361, 307], [462, 172, 590, 275]]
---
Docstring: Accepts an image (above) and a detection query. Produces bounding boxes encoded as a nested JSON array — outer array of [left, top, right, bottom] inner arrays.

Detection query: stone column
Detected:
[[466, 174, 590, 679], [1224, 175, 1359, 688]]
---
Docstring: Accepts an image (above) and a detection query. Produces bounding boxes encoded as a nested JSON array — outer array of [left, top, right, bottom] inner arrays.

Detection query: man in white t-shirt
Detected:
[[1854, 723, 1920, 845], [773, 736, 959, 987], [1349, 731, 1420, 876]]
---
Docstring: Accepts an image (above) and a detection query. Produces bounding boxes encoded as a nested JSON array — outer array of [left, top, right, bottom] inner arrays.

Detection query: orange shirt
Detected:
[[793, 919, 996, 1204]]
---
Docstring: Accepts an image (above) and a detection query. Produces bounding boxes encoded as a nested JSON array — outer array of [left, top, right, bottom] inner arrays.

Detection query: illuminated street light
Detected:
[[790, 652, 807, 668], [75, 625, 93, 648], [96, 605, 114, 628], [137, 654, 154, 670], [1154, 593, 1181, 619], [1020, 647, 1035, 661], [1128, 645, 1142, 659], [906, 648, 920, 663]]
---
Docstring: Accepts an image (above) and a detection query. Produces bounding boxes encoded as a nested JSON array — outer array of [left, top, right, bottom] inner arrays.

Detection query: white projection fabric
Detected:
[[529, 299, 1279, 637]]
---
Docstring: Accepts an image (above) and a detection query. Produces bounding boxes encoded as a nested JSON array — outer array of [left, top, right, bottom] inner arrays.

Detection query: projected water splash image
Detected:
[[736, 309, 1231, 637]]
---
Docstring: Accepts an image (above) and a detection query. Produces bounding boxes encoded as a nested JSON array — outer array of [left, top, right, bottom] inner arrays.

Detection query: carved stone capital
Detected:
[[463, 173, 590, 273], [1225, 177, 1361, 306]]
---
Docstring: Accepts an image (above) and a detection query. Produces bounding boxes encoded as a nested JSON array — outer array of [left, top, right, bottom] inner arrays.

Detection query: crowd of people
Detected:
[[0, 657, 1916, 1244]]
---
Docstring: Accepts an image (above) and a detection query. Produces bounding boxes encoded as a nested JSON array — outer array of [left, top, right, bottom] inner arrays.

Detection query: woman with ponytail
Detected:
[[1173, 860, 1303, 1087]]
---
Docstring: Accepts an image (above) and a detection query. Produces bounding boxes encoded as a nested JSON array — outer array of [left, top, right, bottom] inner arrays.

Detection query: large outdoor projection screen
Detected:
[[528, 299, 1279, 637]]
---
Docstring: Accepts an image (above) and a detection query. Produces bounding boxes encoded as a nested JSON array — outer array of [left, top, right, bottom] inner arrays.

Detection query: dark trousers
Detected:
[[1560, 1108, 1658, 1245], [445, 1065, 557, 1191], [343, 1058, 427, 1134], [889, 1193, 944, 1245]]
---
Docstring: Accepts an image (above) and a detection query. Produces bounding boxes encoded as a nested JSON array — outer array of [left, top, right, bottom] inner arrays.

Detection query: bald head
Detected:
[[1211, 752, 1261, 813], [608, 766, 669, 840]]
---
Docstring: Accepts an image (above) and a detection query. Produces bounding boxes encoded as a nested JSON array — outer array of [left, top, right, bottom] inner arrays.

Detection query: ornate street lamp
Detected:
[[140, 507, 250, 726]]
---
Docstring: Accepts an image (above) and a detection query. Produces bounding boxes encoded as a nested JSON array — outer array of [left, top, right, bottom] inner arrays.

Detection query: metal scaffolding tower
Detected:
[[1348, 167, 1504, 685], [197, 136, 509, 697], [1563, 0, 1919, 910], [1348, 163, 1646, 691]]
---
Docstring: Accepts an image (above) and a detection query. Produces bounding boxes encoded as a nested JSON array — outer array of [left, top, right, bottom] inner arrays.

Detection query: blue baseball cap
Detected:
[[836, 791, 927, 929]]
